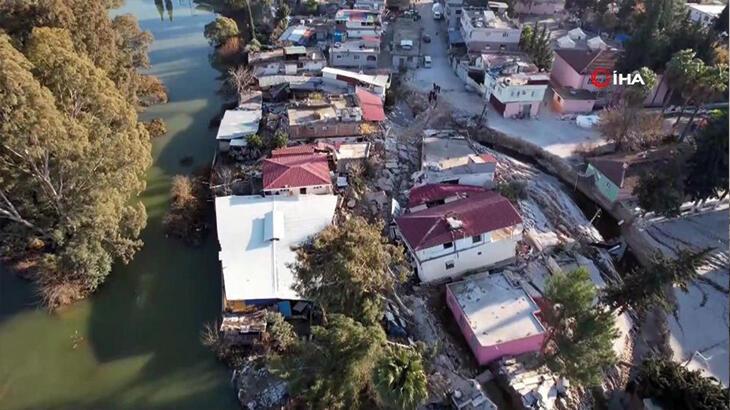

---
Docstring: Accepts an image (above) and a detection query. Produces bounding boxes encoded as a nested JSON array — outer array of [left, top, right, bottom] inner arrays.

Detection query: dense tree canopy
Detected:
[[273, 314, 386, 409], [519, 23, 553, 70], [291, 216, 408, 325], [0, 0, 164, 107], [204, 16, 240, 47], [636, 356, 730, 409], [543, 268, 618, 386], [618, 0, 717, 71], [684, 110, 729, 202], [633, 163, 684, 217], [0, 25, 152, 306]]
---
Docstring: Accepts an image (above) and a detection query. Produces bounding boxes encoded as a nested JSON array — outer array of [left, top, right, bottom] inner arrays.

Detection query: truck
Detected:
[[432, 2, 444, 19]]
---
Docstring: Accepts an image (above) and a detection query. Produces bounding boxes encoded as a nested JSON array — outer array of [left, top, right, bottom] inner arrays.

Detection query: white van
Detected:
[[423, 55, 432, 68]]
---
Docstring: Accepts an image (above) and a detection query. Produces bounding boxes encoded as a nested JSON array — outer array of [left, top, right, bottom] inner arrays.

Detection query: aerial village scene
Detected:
[[0, 0, 729, 409]]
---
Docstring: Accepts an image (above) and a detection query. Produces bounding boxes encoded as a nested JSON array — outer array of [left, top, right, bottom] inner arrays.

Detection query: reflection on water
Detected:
[[0, 1, 237, 409]]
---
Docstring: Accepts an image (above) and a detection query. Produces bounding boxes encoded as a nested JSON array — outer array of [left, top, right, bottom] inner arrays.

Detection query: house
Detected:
[[214, 194, 337, 312], [445, 0, 464, 28], [550, 48, 620, 113], [248, 47, 326, 77], [395, 190, 523, 282], [583, 146, 683, 203], [263, 152, 333, 195], [459, 7, 521, 52], [334, 9, 382, 40], [407, 183, 490, 212], [322, 67, 391, 98], [446, 272, 546, 365], [355, 0, 386, 10], [333, 142, 371, 172], [287, 93, 381, 140], [478, 52, 550, 118], [391, 17, 423, 69], [512, 0, 565, 15], [278, 17, 332, 45], [416, 132, 497, 188], [329, 38, 380, 69], [216, 91, 263, 151], [687, 3, 726, 27]]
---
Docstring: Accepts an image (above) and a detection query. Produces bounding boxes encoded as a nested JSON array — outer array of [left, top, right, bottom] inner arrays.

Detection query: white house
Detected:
[[479, 52, 550, 118], [329, 39, 380, 69], [214, 195, 338, 312], [395, 190, 523, 283], [216, 91, 262, 152], [417, 132, 498, 187], [321, 67, 390, 98], [459, 8, 521, 52], [687, 3, 725, 27], [248, 46, 326, 77]]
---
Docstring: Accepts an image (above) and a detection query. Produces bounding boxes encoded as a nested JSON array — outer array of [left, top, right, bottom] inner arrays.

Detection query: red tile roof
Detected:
[[554, 49, 619, 75], [263, 153, 331, 190], [408, 184, 488, 208], [396, 191, 522, 250], [355, 87, 386, 122]]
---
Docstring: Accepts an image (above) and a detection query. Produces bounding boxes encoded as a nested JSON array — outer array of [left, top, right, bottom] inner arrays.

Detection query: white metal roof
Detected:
[[687, 3, 725, 15], [216, 109, 262, 141], [447, 272, 545, 347], [215, 195, 338, 302], [568, 27, 587, 40], [556, 35, 576, 48], [321, 67, 390, 89]]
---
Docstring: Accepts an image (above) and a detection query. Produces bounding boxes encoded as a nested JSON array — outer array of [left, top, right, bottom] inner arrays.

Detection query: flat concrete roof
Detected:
[[448, 272, 545, 347]]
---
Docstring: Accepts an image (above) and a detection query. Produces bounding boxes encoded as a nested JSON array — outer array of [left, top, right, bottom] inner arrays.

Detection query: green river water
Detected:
[[0, 1, 239, 408]]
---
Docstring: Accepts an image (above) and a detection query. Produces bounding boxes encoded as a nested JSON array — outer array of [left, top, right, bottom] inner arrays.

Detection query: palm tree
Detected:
[[373, 346, 429, 410]]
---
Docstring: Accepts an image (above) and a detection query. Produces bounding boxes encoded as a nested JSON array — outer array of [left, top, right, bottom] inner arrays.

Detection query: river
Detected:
[[0, 1, 238, 409]]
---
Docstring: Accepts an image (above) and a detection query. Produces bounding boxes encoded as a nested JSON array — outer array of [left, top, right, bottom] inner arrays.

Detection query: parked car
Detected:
[[423, 55, 432, 68], [422, 34, 431, 43]]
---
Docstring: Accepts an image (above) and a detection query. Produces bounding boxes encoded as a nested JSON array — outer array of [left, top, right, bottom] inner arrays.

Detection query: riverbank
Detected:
[[0, 2, 238, 408]]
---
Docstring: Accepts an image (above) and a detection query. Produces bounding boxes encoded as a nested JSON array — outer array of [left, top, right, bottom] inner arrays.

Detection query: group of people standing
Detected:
[[428, 83, 441, 105]]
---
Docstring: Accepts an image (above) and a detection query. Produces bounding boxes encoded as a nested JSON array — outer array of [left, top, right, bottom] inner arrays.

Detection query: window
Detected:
[[502, 32, 508, 37], [531, 91, 535, 97], [443, 242, 453, 249], [472, 235, 481, 244], [336, 55, 342, 59], [366, 55, 376, 61], [300, 187, 307, 194], [354, 55, 360, 60], [445, 260, 455, 269], [455, 9, 462, 14]]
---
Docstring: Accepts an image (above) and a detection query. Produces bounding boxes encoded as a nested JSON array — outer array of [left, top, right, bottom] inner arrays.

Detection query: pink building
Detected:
[[446, 272, 546, 366], [550, 48, 619, 113]]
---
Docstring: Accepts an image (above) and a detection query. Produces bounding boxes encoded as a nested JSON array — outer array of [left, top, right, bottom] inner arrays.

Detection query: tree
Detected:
[[601, 248, 711, 315], [291, 217, 407, 325], [633, 162, 684, 217], [263, 311, 297, 354], [272, 314, 386, 409], [373, 346, 429, 410], [598, 104, 664, 151], [636, 356, 730, 409], [163, 175, 206, 245], [271, 131, 288, 149], [144, 118, 168, 138], [680, 63, 729, 139], [0, 0, 164, 107], [519, 23, 552, 70], [543, 268, 618, 387], [204, 16, 240, 47], [684, 110, 729, 203], [0, 29, 151, 307]]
